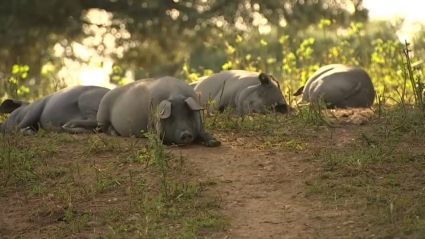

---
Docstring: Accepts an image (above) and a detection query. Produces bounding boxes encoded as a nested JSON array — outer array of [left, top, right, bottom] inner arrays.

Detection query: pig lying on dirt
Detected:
[[293, 64, 376, 108], [193, 70, 290, 115], [0, 85, 110, 135], [97, 76, 221, 147]]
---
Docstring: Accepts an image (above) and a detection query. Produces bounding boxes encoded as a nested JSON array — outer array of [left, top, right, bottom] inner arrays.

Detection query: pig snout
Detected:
[[275, 104, 289, 114], [179, 130, 194, 145]]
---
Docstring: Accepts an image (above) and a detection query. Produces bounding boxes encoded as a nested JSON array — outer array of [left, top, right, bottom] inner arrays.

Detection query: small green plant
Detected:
[[4, 64, 31, 99]]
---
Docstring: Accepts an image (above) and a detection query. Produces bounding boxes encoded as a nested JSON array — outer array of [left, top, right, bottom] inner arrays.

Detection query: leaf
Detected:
[[113, 65, 122, 74], [12, 65, 20, 74], [279, 35, 289, 44], [203, 69, 213, 76], [267, 58, 277, 64], [8, 77, 18, 84], [17, 86, 30, 95], [225, 46, 236, 55], [41, 63, 56, 75], [235, 35, 243, 43], [188, 73, 199, 81], [222, 61, 233, 70]]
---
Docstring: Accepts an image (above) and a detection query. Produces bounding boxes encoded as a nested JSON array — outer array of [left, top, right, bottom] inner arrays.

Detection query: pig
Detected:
[[0, 85, 110, 135], [193, 70, 289, 115], [293, 64, 376, 108], [96, 76, 221, 147]]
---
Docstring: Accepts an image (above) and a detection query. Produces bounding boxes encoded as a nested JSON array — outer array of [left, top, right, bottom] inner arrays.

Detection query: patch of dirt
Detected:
[[173, 127, 372, 238], [175, 145, 321, 238], [164, 108, 384, 238]]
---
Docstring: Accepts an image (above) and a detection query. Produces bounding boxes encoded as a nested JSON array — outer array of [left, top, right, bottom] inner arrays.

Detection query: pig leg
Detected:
[[20, 127, 37, 136], [195, 127, 221, 147], [61, 119, 100, 134]]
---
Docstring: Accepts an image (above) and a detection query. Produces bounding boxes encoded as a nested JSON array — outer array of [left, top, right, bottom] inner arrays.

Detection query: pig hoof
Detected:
[[62, 122, 75, 128], [206, 139, 221, 147], [61, 125, 71, 131], [21, 127, 36, 136], [110, 128, 118, 136], [61, 124, 76, 133]]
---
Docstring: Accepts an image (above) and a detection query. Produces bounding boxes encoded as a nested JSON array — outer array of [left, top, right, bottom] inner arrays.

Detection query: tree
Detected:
[[0, 0, 369, 84]]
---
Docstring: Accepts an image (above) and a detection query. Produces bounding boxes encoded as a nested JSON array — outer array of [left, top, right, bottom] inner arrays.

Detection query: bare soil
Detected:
[[177, 114, 375, 239]]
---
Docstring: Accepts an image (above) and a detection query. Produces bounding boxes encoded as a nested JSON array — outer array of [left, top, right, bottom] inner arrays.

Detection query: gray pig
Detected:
[[96, 76, 221, 147], [0, 85, 110, 135], [193, 70, 289, 115], [293, 64, 376, 108]]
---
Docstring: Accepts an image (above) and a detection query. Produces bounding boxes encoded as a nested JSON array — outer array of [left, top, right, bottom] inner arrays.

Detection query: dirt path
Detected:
[[171, 127, 362, 239]]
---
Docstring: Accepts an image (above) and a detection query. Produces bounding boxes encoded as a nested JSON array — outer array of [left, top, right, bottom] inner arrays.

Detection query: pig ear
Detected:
[[293, 86, 305, 96], [0, 99, 26, 114], [258, 73, 271, 85], [185, 97, 204, 111], [158, 100, 172, 119]]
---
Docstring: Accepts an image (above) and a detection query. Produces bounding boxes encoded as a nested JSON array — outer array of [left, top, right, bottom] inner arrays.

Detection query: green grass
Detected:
[[0, 129, 229, 238], [300, 106, 425, 238]]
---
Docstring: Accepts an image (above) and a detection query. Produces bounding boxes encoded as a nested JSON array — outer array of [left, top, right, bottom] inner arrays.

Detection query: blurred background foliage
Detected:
[[0, 0, 424, 102]]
